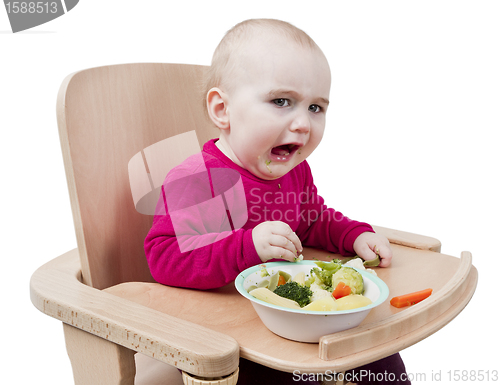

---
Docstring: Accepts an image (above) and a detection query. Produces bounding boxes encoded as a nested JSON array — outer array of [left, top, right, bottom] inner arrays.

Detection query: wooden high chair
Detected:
[[30, 63, 478, 385]]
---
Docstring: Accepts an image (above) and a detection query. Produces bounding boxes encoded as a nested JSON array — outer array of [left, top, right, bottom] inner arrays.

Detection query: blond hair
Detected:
[[202, 19, 320, 109]]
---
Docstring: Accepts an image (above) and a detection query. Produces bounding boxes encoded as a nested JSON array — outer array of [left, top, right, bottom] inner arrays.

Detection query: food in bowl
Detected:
[[248, 259, 374, 312], [235, 259, 389, 342]]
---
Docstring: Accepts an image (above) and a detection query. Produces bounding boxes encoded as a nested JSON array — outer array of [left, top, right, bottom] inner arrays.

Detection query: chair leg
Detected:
[[63, 323, 136, 385]]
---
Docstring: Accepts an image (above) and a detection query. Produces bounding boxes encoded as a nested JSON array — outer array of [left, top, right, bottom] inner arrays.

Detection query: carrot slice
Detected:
[[332, 282, 351, 299], [390, 288, 433, 308], [277, 275, 287, 286]]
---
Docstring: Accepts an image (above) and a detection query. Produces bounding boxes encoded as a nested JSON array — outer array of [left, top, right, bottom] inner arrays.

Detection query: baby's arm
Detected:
[[145, 216, 261, 290], [353, 232, 392, 267], [252, 221, 303, 262]]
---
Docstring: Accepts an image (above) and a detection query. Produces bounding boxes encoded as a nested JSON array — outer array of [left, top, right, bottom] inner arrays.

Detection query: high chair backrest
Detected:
[[57, 63, 218, 289]]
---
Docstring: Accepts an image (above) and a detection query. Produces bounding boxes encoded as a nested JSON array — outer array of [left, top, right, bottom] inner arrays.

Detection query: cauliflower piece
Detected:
[[310, 283, 332, 302], [344, 257, 377, 276], [343, 258, 365, 270]]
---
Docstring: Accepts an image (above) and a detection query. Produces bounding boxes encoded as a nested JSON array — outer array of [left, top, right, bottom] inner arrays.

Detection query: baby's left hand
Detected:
[[353, 232, 392, 267]]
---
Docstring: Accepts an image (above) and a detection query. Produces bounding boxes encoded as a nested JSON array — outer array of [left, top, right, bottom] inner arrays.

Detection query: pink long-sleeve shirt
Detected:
[[144, 139, 373, 289]]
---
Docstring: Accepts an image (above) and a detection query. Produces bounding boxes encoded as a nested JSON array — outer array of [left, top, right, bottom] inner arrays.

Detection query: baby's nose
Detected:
[[290, 110, 311, 134]]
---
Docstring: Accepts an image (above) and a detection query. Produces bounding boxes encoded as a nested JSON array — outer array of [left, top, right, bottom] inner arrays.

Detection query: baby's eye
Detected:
[[308, 104, 321, 113], [273, 98, 290, 107]]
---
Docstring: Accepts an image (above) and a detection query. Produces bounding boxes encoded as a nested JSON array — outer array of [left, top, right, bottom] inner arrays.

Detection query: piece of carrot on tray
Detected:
[[390, 288, 433, 308]]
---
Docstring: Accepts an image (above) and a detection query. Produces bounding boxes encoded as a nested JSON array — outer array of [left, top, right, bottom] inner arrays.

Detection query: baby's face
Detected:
[[218, 38, 331, 180]]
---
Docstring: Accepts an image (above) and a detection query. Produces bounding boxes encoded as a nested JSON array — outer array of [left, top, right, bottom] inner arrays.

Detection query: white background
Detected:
[[2, 1, 498, 383]]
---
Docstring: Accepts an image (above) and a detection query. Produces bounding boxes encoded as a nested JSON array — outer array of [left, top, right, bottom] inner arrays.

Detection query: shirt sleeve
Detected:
[[294, 163, 374, 256], [145, 214, 261, 289]]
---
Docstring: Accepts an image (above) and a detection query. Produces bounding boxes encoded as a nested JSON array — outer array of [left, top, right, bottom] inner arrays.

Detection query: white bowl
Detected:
[[235, 260, 389, 342]]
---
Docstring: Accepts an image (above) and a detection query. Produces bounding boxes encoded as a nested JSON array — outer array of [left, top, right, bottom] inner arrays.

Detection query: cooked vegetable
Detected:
[[363, 255, 381, 267], [335, 294, 372, 310], [342, 255, 381, 267], [277, 275, 287, 286], [249, 287, 301, 309], [315, 260, 343, 271], [305, 260, 342, 288], [332, 281, 351, 299], [309, 283, 332, 302], [390, 288, 433, 308], [273, 281, 313, 308], [343, 257, 378, 276], [331, 267, 364, 295]]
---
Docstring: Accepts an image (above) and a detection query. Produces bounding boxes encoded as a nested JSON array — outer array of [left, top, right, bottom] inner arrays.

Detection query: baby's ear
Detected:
[[206, 88, 230, 130]]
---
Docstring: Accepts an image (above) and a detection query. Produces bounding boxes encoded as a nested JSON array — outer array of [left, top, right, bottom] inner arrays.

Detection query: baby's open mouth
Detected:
[[271, 144, 299, 156]]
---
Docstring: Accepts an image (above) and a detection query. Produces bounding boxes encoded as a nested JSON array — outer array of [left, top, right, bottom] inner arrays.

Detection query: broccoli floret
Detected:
[[260, 267, 270, 277], [305, 267, 327, 288], [317, 268, 336, 287], [305, 261, 342, 288], [273, 281, 313, 307]]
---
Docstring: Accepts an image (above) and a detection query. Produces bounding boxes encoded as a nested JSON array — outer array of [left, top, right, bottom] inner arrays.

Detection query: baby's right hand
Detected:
[[252, 221, 303, 262]]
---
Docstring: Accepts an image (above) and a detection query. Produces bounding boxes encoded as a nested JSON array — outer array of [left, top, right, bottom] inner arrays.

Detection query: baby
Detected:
[[145, 19, 409, 385], [203, 18, 392, 269]]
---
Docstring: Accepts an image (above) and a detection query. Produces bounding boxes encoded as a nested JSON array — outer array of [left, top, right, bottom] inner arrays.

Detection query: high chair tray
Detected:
[[105, 238, 477, 373]]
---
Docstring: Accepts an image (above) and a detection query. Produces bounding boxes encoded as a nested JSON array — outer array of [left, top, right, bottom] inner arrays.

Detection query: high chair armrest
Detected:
[[372, 225, 441, 252], [30, 248, 239, 378]]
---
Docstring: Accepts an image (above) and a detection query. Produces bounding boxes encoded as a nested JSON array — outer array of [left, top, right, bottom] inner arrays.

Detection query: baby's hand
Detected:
[[252, 221, 303, 263], [353, 232, 392, 267]]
